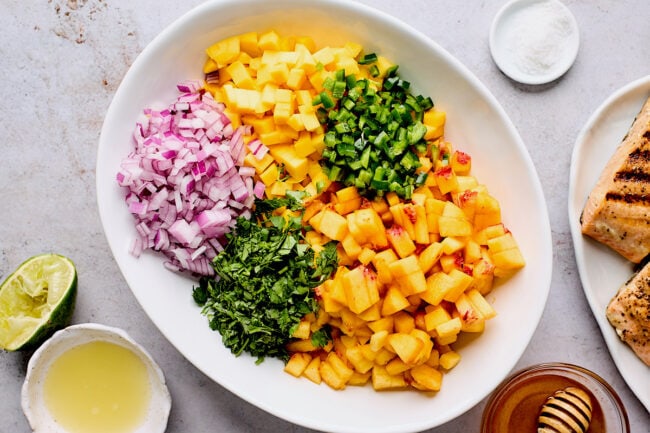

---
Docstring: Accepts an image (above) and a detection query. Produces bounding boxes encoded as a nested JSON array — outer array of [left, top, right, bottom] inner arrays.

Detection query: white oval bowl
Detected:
[[95, 0, 553, 432], [21, 323, 171, 433]]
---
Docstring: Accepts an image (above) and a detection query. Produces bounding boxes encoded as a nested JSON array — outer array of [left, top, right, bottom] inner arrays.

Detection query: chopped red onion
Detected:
[[117, 84, 260, 276]]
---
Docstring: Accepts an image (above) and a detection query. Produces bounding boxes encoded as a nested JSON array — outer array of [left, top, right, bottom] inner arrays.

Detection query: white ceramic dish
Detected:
[[568, 75, 650, 413], [489, 0, 579, 85], [21, 323, 171, 433], [96, 0, 553, 431]]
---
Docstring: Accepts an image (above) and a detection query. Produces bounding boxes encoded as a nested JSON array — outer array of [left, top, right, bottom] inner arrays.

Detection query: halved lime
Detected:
[[0, 254, 77, 351]]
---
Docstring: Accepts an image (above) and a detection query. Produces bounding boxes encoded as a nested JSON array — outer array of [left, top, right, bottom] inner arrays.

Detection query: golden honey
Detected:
[[481, 363, 629, 433], [43, 340, 151, 433]]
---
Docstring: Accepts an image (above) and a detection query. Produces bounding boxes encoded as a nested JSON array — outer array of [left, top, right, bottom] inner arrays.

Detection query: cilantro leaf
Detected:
[[193, 198, 337, 363]]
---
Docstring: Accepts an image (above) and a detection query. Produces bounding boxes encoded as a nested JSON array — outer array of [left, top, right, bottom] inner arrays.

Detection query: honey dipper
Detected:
[[537, 386, 593, 433]]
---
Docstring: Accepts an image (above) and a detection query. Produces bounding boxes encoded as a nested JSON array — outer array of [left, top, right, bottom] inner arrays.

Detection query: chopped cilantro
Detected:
[[193, 198, 337, 363]]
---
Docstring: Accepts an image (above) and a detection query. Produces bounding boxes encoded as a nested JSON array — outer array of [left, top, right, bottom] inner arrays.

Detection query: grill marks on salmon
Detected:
[[581, 96, 650, 263], [606, 263, 650, 366]]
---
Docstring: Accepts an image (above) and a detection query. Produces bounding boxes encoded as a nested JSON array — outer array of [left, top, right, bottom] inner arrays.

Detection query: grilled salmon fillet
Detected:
[[581, 96, 650, 263], [606, 262, 650, 366]]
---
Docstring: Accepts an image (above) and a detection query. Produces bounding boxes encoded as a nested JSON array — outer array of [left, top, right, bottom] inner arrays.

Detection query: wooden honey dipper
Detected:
[[537, 386, 593, 433]]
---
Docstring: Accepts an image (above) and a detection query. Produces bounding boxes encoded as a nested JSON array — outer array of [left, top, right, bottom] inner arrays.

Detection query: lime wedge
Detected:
[[0, 254, 77, 351]]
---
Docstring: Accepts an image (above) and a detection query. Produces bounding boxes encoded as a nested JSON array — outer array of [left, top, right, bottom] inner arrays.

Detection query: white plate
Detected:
[[568, 76, 650, 412], [489, 0, 579, 85], [96, 0, 553, 431]]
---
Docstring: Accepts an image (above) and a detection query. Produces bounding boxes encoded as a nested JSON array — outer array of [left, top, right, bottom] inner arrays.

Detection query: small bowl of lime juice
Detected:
[[21, 323, 171, 433]]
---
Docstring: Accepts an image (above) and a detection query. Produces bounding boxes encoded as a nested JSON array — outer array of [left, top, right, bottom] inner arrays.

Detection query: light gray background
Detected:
[[0, 1, 648, 432]]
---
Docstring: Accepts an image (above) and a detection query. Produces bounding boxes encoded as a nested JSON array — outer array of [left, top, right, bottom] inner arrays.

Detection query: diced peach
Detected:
[[318, 209, 349, 241], [388, 255, 421, 278], [466, 289, 497, 320], [372, 249, 399, 284], [434, 166, 458, 194], [320, 359, 347, 390], [368, 317, 394, 334], [418, 242, 443, 274], [386, 225, 416, 258], [385, 357, 411, 375], [341, 266, 379, 314], [345, 346, 374, 374], [410, 364, 443, 391], [284, 352, 311, 377], [423, 305, 452, 332], [439, 351, 461, 370], [354, 208, 389, 248], [369, 329, 389, 352], [341, 233, 362, 261], [358, 247, 376, 265], [387, 333, 423, 364], [381, 287, 411, 316], [291, 318, 312, 339], [302, 356, 322, 384], [392, 311, 416, 334], [442, 269, 474, 303], [371, 365, 407, 390]]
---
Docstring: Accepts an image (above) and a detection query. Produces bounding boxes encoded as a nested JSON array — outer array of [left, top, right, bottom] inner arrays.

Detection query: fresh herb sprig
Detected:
[[193, 193, 337, 363]]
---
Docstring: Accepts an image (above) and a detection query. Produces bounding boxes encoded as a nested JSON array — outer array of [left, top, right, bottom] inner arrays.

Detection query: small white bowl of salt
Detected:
[[489, 0, 579, 85]]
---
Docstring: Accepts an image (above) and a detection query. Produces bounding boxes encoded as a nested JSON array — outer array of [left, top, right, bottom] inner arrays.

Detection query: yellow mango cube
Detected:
[[257, 30, 281, 50], [285, 67, 306, 90], [301, 113, 321, 131], [312, 46, 336, 67], [244, 152, 274, 174], [205, 35, 240, 67], [268, 144, 308, 180], [225, 61, 255, 89], [238, 31, 261, 57], [273, 101, 293, 124]]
